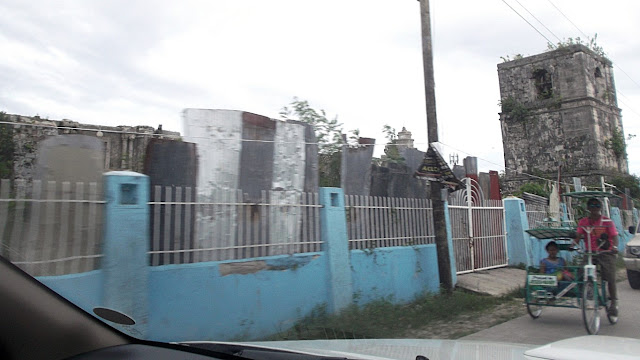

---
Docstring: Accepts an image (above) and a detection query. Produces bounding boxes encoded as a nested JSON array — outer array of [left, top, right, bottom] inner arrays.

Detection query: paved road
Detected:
[[462, 279, 640, 345]]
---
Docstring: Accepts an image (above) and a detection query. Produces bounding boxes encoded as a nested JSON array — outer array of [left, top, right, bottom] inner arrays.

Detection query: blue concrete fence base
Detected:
[[36, 173, 448, 341]]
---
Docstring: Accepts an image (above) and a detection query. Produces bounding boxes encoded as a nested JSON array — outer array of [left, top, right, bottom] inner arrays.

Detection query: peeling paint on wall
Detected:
[[181, 109, 314, 261], [182, 109, 242, 262], [182, 109, 242, 194], [219, 261, 268, 276]]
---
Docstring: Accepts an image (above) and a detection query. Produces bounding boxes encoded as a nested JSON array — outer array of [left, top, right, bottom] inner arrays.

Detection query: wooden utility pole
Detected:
[[419, 0, 453, 293], [420, 0, 438, 144]]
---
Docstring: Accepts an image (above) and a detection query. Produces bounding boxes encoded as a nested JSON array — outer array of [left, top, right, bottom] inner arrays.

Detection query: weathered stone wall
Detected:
[[341, 138, 375, 196], [3, 114, 180, 183], [498, 45, 627, 192], [369, 163, 429, 199]]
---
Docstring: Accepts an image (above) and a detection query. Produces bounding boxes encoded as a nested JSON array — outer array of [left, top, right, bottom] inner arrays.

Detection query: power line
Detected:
[[615, 65, 640, 92], [2, 117, 625, 189], [2, 118, 636, 201], [500, 0, 556, 48], [435, 141, 613, 192], [616, 95, 640, 119], [546, 0, 640, 91], [545, 0, 589, 39], [503, 0, 640, 123], [514, 0, 562, 43]]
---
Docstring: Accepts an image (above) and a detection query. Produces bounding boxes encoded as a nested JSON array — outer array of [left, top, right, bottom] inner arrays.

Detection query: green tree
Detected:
[[0, 112, 14, 179], [280, 97, 343, 155], [280, 97, 344, 187], [513, 182, 549, 198], [609, 174, 640, 204], [381, 125, 405, 165]]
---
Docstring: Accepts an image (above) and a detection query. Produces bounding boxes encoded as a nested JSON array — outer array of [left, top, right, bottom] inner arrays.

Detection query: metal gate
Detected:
[[448, 178, 508, 274]]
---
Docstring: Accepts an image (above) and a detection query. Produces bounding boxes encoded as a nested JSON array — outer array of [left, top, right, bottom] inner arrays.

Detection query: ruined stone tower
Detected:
[[498, 44, 628, 191]]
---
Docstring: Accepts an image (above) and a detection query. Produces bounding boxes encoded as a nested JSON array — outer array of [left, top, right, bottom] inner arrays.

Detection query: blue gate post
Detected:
[[504, 197, 533, 267], [102, 171, 150, 337], [319, 187, 353, 313]]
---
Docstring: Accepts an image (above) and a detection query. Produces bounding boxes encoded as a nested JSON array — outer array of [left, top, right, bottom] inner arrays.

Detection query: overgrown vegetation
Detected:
[[499, 96, 530, 122], [548, 34, 606, 57], [0, 112, 14, 179], [266, 289, 521, 340], [512, 181, 550, 198], [604, 129, 627, 160], [609, 174, 640, 207], [500, 54, 524, 63], [280, 97, 348, 187]]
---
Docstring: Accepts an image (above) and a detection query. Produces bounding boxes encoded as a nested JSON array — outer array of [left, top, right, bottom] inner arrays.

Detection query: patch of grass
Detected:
[[503, 285, 525, 299], [265, 289, 511, 340]]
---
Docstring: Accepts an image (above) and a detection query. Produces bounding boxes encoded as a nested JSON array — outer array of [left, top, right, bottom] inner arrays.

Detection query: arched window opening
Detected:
[[533, 69, 553, 99]]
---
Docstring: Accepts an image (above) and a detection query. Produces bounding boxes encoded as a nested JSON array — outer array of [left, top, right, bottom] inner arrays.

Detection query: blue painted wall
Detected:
[[38, 270, 103, 314], [351, 245, 439, 304], [32, 173, 446, 342], [147, 253, 328, 341]]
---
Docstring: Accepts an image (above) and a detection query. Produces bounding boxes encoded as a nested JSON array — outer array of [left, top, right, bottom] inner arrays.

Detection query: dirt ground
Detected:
[[404, 269, 629, 340], [405, 298, 526, 339]]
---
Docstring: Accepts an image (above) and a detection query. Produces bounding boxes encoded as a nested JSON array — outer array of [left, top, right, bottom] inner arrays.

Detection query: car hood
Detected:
[[523, 335, 640, 360], [185, 336, 640, 360], [626, 234, 640, 247], [185, 338, 534, 360]]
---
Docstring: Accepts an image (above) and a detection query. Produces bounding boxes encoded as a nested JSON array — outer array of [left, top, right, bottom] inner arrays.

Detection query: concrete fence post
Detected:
[[102, 171, 150, 337], [319, 187, 353, 313], [504, 197, 533, 267], [443, 201, 457, 285]]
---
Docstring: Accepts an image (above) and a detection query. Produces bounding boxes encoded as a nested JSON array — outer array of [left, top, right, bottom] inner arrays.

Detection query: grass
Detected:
[[265, 289, 522, 341]]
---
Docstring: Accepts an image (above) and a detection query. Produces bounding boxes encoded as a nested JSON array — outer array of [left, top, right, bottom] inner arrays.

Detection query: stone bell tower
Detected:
[[498, 44, 628, 191]]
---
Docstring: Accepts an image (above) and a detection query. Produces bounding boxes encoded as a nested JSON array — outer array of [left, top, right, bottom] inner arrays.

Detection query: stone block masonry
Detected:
[[498, 45, 628, 192]]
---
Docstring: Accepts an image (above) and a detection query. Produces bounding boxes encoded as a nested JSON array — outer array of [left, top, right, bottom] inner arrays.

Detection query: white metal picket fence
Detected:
[[1, 178, 513, 273], [0, 179, 104, 276], [525, 202, 550, 229], [148, 187, 322, 265], [345, 195, 434, 249]]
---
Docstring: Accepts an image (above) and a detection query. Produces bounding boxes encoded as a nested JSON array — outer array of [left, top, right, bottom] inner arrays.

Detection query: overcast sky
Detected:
[[1, 0, 639, 179]]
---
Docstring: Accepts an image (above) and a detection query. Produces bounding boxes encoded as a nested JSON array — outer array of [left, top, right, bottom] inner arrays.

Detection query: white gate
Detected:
[[448, 178, 508, 274]]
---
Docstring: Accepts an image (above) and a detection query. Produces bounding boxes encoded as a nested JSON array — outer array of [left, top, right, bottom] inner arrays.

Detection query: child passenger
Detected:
[[540, 241, 573, 281]]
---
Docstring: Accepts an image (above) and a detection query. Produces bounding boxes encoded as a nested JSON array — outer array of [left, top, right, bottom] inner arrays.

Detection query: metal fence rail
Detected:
[[525, 203, 550, 229], [0, 179, 104, 276], [148, 187, 322, 265], [344, 195, 434, 249]]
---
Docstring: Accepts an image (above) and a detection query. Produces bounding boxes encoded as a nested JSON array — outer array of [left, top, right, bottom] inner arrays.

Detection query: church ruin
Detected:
[[498, 44, 628, 191]]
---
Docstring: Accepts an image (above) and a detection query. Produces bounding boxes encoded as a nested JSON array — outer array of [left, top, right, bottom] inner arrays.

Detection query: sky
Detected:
[[1, 0, 639, 179]]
